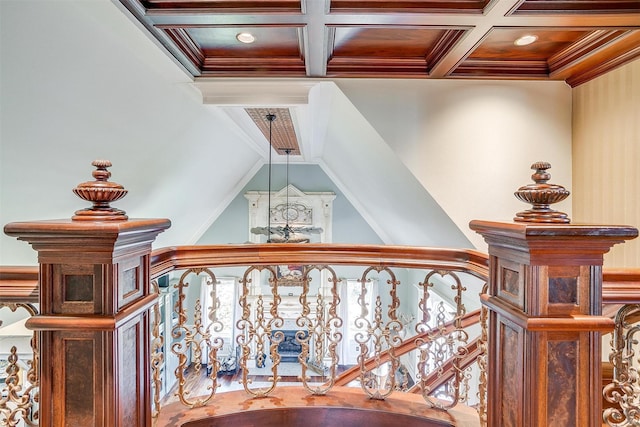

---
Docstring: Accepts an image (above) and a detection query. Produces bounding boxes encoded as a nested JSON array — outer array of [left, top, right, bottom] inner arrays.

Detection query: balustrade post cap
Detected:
[[514, 161, 570, 224], [72, 160, 128, 221]]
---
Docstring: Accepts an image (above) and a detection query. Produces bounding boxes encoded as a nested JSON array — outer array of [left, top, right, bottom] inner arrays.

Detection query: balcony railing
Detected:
[[1, 159, 637, 426], [2, 254, 640, 426], [149, 244, 489, 425], [1, 246, 489, 426]]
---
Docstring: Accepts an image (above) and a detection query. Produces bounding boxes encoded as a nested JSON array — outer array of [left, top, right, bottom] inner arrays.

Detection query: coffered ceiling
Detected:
[[119, 0, 640, 87]]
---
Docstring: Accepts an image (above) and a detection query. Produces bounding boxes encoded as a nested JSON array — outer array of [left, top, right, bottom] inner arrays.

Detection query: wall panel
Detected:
[[572, 58, 640, 268]]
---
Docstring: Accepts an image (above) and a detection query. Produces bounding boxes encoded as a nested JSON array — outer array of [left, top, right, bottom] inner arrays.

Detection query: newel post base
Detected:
[[470, 220, 637, 427], [4, 218, 170, 427]]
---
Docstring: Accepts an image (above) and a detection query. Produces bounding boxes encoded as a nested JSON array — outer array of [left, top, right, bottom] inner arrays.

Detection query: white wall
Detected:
[[0, 1, 261, 264]]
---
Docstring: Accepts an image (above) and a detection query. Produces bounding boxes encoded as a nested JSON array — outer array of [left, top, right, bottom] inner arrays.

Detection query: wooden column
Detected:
[[471, 221, 637, 426], [4, 161, 170, 427]]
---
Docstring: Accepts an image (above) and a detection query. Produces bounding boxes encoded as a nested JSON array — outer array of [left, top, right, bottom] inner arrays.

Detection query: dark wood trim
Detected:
[[0, 265, 39, 303], [602, 268, 640, 303], [163, 28, 205, 68], [334, 309, 483, 386], [149, 244, 491, 280]]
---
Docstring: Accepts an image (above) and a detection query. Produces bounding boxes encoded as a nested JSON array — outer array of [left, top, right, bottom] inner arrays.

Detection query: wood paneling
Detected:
[[116, 0, 640, 85], [245, 108, 300, 155]]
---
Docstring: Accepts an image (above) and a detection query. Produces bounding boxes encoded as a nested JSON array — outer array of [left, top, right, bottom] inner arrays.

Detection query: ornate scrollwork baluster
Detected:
[[416, 270, 468, 410], [172, 268, 224, 408], [356, 266, 402, 400], [237, 266, 281, 397], [477, 282, 489, 426], [603, 304, 640, 426], [150, 280, 164, 418], [0, 303, 39, 427], [298, 266, 342, 395]]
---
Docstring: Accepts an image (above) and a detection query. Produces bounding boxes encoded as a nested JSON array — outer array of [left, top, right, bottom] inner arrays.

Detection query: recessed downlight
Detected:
[[514, 35, 538, 46], [236, 32, 256, 44]]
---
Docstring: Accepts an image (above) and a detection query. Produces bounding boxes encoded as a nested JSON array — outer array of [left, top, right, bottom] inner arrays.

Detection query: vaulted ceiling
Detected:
[[119, 0, 640, 87], [0, 0, 594, 263]]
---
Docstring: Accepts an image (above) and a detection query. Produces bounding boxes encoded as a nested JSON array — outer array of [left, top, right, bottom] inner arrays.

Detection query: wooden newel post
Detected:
[[4, 160, 171, 427], [470, 162, 638, 427]]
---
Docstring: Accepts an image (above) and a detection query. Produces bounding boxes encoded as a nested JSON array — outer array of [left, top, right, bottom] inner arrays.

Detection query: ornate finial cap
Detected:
[[514, 162, 570, 223], [72, 160, 128, 221]]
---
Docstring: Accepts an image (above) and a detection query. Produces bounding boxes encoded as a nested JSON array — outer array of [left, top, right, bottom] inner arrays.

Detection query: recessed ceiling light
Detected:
[[514, 35, 538, 46], [236, 32, 256, 44]]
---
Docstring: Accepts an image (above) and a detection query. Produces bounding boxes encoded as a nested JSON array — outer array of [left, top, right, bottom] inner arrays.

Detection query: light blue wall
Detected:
[[197, 164, 383, 244]]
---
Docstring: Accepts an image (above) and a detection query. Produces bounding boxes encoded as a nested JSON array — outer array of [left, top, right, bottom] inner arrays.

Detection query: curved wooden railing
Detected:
[[149, 244, 490, 279], [602, 268, 640, 303], [0, 266, 38, 304], [2, 249, 640, 427]]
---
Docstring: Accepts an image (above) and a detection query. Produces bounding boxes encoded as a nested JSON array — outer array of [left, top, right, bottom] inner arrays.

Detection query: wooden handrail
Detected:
[[3, 251, 639, 309], [334, 309, 482, 386], [3, 252, 638, 308], [407, 338, 482, 394], [0, 265, 38, 303], [602, 268, 640, 303], [150, 244, 490, 279]]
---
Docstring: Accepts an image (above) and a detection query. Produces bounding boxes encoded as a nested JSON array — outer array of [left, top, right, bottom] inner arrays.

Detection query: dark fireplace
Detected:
[[273, 330, 307, 362]]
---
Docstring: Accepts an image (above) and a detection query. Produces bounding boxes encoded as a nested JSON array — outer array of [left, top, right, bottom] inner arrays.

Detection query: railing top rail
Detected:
[[2, 252, 638, 304], [0, 265, 39, 303], [603, 268, 640, 303], [149, 243, 490, 280]]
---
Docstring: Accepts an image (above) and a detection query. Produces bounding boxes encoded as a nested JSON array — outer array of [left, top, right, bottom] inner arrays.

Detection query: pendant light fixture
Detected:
[[250, 113, 323, 242]]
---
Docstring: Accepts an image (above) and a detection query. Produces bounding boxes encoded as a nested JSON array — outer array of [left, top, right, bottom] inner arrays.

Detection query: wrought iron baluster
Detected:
[[0, 303, 39, 427]]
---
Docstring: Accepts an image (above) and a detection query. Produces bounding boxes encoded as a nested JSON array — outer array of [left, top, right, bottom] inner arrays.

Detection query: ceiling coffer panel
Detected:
[[158, 24, 307, 76], [511, 0, 640, 14], [138, 0, 302, 13], [117, 0, 640, 86], [329, 0, 491, 13], [327, 26, 468, 77], [451, 27, 640, 82]]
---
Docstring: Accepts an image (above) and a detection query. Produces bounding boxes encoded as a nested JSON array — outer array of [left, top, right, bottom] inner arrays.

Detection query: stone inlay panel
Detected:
[[548, 277, 578, 304], [122, 267, 138, 297], [121, 323, 139, 425], [64, 274, 94, 301], [502, 268, 519, 296], [547, 340, 577, 425], [65, 339, 95, 426], [501, 323, 521, 427]]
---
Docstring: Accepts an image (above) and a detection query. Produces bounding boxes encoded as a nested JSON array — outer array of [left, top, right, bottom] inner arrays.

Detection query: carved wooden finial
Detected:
[[72, 160, 128, 221], [514, 161, 570, 223]]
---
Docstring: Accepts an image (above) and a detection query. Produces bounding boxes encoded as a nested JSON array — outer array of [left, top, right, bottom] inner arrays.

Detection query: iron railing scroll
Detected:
[[148, 244, 490, 424]]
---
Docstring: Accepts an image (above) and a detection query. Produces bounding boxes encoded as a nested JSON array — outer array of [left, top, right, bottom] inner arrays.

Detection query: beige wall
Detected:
[[338, 79, 573, 251], [572, 58, 640, 268]]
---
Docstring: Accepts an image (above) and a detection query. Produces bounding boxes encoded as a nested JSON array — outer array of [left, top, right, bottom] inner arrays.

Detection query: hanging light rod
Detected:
[[266, 113, 276, 242], [251, 131, 323, 242]]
